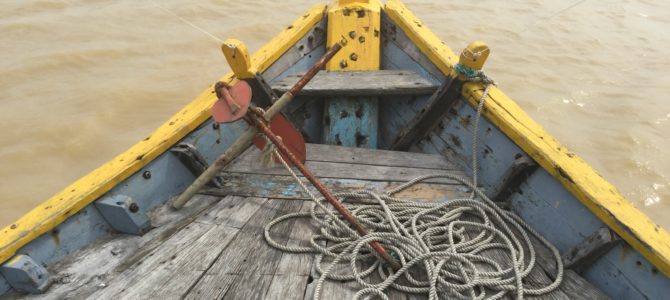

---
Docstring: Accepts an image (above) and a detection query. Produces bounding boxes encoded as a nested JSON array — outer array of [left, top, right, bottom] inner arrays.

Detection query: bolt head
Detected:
[[129, 203, 140, 213], [339, 60, 348, 69]]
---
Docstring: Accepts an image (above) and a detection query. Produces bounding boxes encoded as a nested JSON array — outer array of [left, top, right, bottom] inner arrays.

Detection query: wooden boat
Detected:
[[2, 1, 669, 299]]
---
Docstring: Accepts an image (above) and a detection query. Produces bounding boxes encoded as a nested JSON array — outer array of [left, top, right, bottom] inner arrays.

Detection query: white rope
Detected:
[[263, 80, 563, 299]]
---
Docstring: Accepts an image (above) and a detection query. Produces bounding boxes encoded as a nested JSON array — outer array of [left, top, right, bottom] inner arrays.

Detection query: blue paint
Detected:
[[181, 118, 249, 164], [18, 204, 112, 268], [94, 195, 151, 235], [421, 94, 668, 298], [0, 275, 9, 296], [381, 39, 442, 85], [0, 254, 50, 294], [267, 46, 325, 83], [586, 244, 664, 300], [379, 21, 668, 296], [379, 37, 436, 149], [283, 183, 297, 197], [267, 45, 325, 143], [323, 97, 378, 148]]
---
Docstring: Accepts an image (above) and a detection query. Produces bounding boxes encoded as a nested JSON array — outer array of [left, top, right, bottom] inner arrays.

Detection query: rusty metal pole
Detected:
[[172, 43, 342, 209], [246, 112, 403, 271]]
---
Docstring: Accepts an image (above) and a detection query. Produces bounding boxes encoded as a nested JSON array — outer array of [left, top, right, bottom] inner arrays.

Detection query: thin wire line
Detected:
[[150, 1, 223, 43], [520, 0, 590, 33]]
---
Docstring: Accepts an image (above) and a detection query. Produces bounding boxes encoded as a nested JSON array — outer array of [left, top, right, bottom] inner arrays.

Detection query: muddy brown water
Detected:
[[1, 1, 669, 230]]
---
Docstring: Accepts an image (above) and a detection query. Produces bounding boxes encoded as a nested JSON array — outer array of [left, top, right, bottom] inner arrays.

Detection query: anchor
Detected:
[[174, 41, 401, 270]]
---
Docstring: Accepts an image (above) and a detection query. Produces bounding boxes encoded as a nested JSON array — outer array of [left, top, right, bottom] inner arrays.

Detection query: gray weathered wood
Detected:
[[224, 160, 464, 185], [20, 195, 222, 300], [266, 275, 310, 300], [304, 143, 457, 170], [183, 274, 236, 300], [271, 70, 437, 96], [203, 173, 471, 201], [274, 202, 316, 276], [224, 146, 467, 185], [183, 199, 301, 299], [228, 143, 460, 175], [89, 196, 265, 299]]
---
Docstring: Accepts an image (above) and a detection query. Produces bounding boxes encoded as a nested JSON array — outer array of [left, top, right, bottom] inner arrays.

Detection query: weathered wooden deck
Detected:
[[11, 144, 608, 299]]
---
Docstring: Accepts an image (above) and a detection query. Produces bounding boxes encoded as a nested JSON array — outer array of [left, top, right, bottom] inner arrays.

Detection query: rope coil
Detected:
[[263, 73, 563, 300]]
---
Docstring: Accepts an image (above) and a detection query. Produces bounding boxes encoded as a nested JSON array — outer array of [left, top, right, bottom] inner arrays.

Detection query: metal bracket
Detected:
[[562, 227, 622, 274], [171, 143, 223, 188], [95, 194, 151, 235], [486, 154, 538, 206], [1, 254, 50, 294]]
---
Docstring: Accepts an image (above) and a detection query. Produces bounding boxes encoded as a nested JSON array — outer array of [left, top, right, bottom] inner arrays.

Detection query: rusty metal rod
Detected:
[[172, 43, 342, 209], [246, 112, 403, 271]]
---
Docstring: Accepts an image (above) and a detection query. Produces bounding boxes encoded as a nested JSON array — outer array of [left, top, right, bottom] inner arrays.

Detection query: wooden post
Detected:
[[322, 0, 382, 148], [221, 38, 256, 80]]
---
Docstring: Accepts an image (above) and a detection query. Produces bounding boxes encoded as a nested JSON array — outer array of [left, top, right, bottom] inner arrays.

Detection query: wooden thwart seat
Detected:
[[271, 70, 437, 96]]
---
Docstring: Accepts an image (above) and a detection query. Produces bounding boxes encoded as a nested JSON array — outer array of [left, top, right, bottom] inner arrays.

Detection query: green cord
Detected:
[[453, 63, 480, 79]]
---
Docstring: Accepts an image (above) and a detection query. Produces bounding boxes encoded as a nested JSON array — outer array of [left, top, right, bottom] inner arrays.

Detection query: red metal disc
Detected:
[[252, 114, 306, 165], [212, 81, 252, 123]]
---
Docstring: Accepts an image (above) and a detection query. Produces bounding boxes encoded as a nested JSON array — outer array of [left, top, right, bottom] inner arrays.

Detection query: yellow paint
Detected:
[[326, 0, 381, 71], [459, 41, 489, 72], [0, 3, 327, 265], [221, 39, 255, 79], [385, 0, 670, 277], [6, 255, 21, 265]]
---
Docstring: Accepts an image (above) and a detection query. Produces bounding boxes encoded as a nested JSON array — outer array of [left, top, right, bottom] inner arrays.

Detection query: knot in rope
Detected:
[[453, 63, 497, 86]]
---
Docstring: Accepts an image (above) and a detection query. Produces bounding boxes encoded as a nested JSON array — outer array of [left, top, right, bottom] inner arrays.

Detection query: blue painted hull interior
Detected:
[[1, 10, 666, 300]]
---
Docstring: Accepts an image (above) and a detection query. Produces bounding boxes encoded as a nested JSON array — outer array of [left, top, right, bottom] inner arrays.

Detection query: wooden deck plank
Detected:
[[271, 70, 437, 96], [183, 274, 236, 300], [203, 173, 471, 202], [232, 143, 459, 171], [224, 159, 465, 184], [223, 274, 276, 299], [183, 199, 301, 299], [304, 143, 457, 170], [89, 196, 265, 299], [15, 195, 222, 300], [275, 201, 316, 276], [266, 275, 310, 300], [215, 200, 303, 300]]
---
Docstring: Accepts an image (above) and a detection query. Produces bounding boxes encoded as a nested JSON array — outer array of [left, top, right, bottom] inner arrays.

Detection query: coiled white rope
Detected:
[[263, 80, 563, 299]]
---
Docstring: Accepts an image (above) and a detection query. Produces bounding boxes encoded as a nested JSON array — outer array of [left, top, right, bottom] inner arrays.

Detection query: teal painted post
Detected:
[[323, 97, 378, 148]]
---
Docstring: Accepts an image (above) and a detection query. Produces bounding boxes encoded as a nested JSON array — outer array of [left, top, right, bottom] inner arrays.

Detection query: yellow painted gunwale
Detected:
[[0, 4, 327, 265], [385, 0, 670, 277]]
